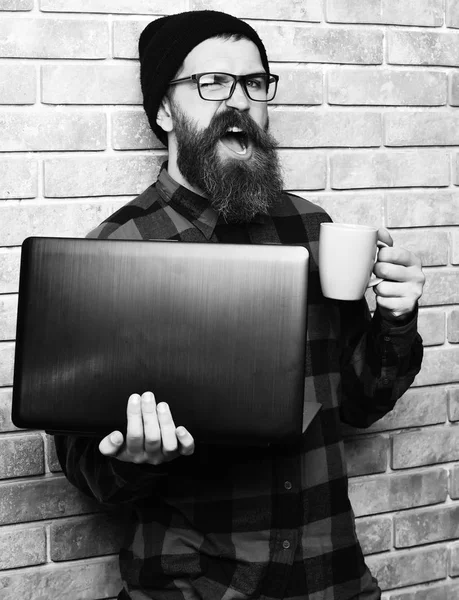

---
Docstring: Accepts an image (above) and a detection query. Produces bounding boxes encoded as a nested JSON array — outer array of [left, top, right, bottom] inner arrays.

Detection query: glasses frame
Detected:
[[168, 72, 280, 102]]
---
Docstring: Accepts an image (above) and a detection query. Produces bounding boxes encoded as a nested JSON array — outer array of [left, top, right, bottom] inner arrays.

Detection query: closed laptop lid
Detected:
[[12, 237, 315, 445]]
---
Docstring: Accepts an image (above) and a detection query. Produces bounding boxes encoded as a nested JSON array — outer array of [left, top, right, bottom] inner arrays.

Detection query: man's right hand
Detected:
[[98, 391, 195, 465]]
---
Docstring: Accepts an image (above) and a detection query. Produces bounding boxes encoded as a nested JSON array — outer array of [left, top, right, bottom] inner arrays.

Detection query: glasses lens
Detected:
[[198, 73, 234, 100], [245, 74, 278, 101]]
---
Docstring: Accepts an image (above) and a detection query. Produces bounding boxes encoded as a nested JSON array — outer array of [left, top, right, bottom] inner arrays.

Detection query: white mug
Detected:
[[319, 222, 383, 301]]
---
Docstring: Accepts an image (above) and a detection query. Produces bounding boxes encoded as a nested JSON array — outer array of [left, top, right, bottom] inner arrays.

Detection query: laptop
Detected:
[[12, 237, 319, 445]]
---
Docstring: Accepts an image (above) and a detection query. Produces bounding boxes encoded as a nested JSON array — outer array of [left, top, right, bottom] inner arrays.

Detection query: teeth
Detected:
[[226, 126, 243, 133]]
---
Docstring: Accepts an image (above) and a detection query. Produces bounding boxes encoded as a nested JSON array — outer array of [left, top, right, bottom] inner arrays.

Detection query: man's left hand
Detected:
[[373, 227, 425, 322]]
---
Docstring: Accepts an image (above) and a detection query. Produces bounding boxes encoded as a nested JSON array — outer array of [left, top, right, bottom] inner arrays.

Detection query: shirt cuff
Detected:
[[372, 304, 420, 358]]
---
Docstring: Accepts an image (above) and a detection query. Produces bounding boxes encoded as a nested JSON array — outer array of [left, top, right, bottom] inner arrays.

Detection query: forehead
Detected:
[[179, 37, 265, 75]]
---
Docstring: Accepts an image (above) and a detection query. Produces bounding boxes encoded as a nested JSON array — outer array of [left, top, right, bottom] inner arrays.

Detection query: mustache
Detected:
[[200, 110, 276, 151]]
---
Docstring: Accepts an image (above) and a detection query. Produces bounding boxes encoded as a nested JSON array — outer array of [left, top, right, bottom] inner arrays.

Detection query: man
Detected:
[[55, 10, 425, 600]]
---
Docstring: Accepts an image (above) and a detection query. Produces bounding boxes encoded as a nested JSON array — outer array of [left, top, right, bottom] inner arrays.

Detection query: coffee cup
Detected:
[[319, 222, 383, 301]]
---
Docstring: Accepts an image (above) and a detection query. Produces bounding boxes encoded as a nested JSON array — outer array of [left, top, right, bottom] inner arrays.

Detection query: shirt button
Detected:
[[282, 540, 291, 549], [284, 481, 292, 490]]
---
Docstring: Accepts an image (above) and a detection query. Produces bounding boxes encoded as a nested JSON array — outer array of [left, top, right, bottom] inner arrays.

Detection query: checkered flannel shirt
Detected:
[[55, 164, 423, 600]]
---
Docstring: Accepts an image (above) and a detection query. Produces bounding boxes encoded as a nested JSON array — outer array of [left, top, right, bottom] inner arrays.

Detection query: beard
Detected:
[[170, 104, 284, 223]]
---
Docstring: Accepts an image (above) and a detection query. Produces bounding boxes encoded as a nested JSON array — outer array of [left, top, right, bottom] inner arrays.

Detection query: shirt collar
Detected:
[[156, 162, 270, 240]]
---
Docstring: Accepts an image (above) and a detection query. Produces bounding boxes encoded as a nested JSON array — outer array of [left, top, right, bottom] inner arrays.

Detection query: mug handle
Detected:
[[367, 241, 388, 288]]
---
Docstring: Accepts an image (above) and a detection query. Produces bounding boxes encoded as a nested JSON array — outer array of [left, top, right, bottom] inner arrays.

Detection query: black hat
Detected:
[[138, 10, 270, 145]]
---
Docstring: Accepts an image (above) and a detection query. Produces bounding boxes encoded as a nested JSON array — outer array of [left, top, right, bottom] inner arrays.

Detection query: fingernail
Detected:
[[158, 402, 168, 413], [176, 427, 185, 436], [110, 432, 122, 445]]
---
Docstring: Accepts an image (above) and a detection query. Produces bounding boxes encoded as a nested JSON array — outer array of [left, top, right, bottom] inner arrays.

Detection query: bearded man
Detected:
[[55, 10, 425, 600]]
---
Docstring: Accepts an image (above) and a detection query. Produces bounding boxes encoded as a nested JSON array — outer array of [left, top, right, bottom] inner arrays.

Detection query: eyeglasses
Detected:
[[168, 72, 279, 102]]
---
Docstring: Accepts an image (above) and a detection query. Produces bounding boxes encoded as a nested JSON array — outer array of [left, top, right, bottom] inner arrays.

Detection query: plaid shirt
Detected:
[[55, 165, 423, 600]]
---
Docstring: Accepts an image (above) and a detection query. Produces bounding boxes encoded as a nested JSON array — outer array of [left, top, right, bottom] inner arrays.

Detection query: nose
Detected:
[[225, 80, 250, 111]]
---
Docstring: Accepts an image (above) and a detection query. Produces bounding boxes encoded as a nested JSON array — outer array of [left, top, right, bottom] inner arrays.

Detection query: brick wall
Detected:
[[0, 1, 458, 598]]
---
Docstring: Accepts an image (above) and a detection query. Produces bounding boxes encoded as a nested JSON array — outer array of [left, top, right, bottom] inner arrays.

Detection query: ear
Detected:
[[156, 96, 174, 135]]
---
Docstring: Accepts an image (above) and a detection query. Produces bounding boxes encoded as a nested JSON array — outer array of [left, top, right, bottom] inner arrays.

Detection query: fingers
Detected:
[[157, 402, 178, 455], [377, 227, 394, 248], [141, 392, 161, 454], [377, 245, 422, 269], [176, 426, 195, 456], [98, 391, 194, 464], [99, 430, 124, 457], [126, 394, 145, 456]]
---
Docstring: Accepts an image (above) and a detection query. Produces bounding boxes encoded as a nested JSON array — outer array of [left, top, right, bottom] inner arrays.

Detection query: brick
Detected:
[[46, 434, 62, 472], [0, 557, 121, 600], [355, 515, 392, 555], [0, 201, 125, 247], [386, 192, 459, 227], [270, 110, 382, 147], [0, 388, 18, 433], [0, 248, 20, 294], [191, 0, 322, 21], [348, 469, 447, 517], [417, 310, 446, 346], [278, 151, 326, 190], [452, 72, 459, 106], [452, 465, 459, 498], [393, 426, 459, 469], [448, 310, 459, 343], [343, 387, 447, 436], [0, 342, 14, 387], [0, 294, 18, 341], [395, 505, 459, 548], [388, 582, 459, 600], [51, 513, 124, 560], [0, 63, 36, 104], [447, 0, 459, 28], [326, 0, 443, 26], [328, 68, 447, 106], [111, 110, 165, 150], [306, 193, 384, 227], [271, 65, 323, 105], [0, 475, 99, 526], [255, 24, 384, 64], [389, 229, 448, 267], [113, 18, 156, 59], [454, 233, 459, 265], [331, 151, 450, 190], [114, 21, 384, 64], [0, 157, 38, 199], [40, 0, 185, 13], [414, 347, 459, 387], [0, 525, 46, 569], [344, 435, 388, 477], [366, 546, 447, 590], [42, 63, 142, 105], [0, 0, 32, 8], [420, 270, 459, 307], [0, 434, 44, 479], [449, 388, 459, 422], [454, 154, 459, 186], [450, 73, 459, 106], [388, 30, 459, 67], [0, 18, 109, 59], [1, 110, 105, 152], [44, 155, 165, 198], [385, 112, 459, 146], [451, 542, 459, 576]]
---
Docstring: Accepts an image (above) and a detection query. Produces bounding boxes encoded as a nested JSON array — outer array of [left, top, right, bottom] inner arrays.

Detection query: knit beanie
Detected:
[[138, 10, 270, 145]]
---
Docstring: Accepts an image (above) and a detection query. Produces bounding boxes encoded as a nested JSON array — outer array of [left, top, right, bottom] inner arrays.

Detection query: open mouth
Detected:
[[220, 126, 249, 156]]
